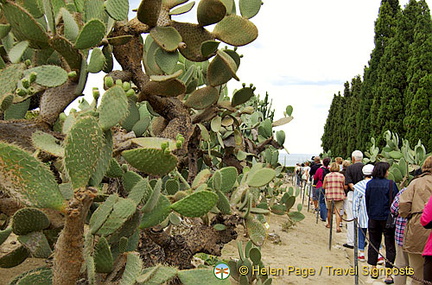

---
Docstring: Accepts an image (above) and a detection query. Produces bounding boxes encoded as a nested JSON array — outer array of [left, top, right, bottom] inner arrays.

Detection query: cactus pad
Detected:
[[123, 148, 178, 176], [155, 48, 179, 74], [98, 85, 129, 130], [197, 0, 226, 27], [239, 0, 262, 19], [212, 15, 258, 46], [12, 208, 50, 235], [105, 0, 129, 20], [60, 8, 79, 42], [231, 87, 254, 107], [64, 116, 105, 189], [141, 79, 186, 98], [184, 85, 218, 110], [106, 158, 123, 178], [216, 189, 231, 214], [207, 50, 239, 86], [87, 47, 106, 73], [137, 0, 162, 27], [178, 268, 230, 285], [119, 252, 142, 285], [245, 217, 266, 246], [0, 142, 65, 210], [0, 246, 30, 268], [0, 24, 11, 39], [123, 171, 143, 193], [17, 231, 52, 258], [191, 169, 211, 189], [90, 194, 119, 234], [213, 166, 237, 193], [0, 227, 12, 246], [49, 36, 83, 71], [151, 26, 182, 52], [8, 267, 52, 284], [25, 65, 68, 87], [140, 194, 171, 228], [246, 168, 275, 188], [0, 63, 25, 103], [2, 2, 49, 49], [31, 130, 65, 157], [276, 130, 285, 145], [89, 129, 113, 186], [94, 236, 114, 273], [162, 0, 188, 9], [96, 198, 137, 236], [171, 190, 218, 217], [74, 19, 106, 49], [131, 137, 178, 151], [128, 178, 152, 205], [272, 116, 293, 127], [171, 21, 215, 62], [169, 1, 195, 15], [165, 179, 180, 195]]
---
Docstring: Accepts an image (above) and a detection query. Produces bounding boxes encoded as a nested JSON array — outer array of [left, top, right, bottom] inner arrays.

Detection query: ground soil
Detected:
[[0, 183, 395, 285]]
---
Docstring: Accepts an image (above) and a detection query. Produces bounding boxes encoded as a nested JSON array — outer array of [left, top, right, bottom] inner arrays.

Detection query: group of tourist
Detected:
[[295, 150, 432, 284]]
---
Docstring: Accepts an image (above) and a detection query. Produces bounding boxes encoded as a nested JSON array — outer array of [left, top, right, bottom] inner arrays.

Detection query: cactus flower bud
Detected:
[[126, 89, 135, 97], [115, 79, 122, 86], [16, 88, 27, 97], [122, 81, 131, 91], [59, 113, 67, 121], [21, 78, 30, 89], [68, 71, 77, 78], [105, 76, 114, 88], [92, 88, 100, 100], [24, 59, 31, 66], [29, 72, 37, 83]]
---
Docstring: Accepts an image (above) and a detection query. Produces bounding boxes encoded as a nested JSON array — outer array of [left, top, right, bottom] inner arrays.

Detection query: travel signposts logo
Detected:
[[214, 262, 230, 280]]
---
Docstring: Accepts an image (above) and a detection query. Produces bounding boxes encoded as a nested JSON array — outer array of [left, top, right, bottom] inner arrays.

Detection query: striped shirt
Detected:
[[353, 179, 371, 229], [390, 188, 407, 247], [323, 172, 345, 201]]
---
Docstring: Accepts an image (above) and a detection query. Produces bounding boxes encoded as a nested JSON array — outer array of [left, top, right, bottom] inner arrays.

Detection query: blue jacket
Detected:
[[365, 178, 399, 220]]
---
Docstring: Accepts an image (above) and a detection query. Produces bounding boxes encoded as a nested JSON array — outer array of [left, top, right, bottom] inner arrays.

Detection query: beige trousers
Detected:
[[394, 245, 409, 285], [408, 252, 424, 285]]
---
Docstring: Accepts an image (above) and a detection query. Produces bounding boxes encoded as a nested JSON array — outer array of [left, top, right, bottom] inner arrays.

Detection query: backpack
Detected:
[[314, 166, 329, 185]]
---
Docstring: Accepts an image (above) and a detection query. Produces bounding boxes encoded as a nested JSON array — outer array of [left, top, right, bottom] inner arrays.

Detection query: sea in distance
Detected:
[[278, 152, 317, 167]]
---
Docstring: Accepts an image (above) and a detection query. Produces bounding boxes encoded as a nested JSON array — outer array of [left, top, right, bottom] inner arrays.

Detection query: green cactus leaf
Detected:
[[0, 227, 12, 246], [144, 39, 164, 75], [272, 116, 293, 127], [246, 168, 275, 188], [0, 246, 30, 268], [141, 79, 186, 98], [107, 35, 134, 46], [288, 211, 305, 222], [123, 171, 143, 193], [192, 169, 211, 189], [89, 194, 119, 234], [211, 116, 222, 132], [25, 65, 68, 87], [1, 94, 13, 111], [398, 158, 408, 177], [178, 268, 230, 285], [0, 24, 11, 39], [239, 0, 262, 19], [155, 49, 179, 74], [17, 231, 52, 258], [151, 26, 182, 52], [137, 0, 162, 27], [231, 87, 254, 107], [216, 189, 231, 214], [24, 0, 43, 18], [207, 50, 239, 86], [84, 0, 107, 22], [249, 247, 261, 264], [131, 137, 177, 151], [286, 105, 293, 116], [12, 208, 50, 235], [96, 198, 137, 236], [60, 8, 79, 42], [105, 0, 129, 20], [219, 0, 234, 14], [137, 265, 178, 284], [94, 236, 114, 273], [150, 69, 183, 82], [3, 2, 49, 49], [98, 85, 129, 130], [169, 1, 195, 15], [9, 41, 29, 64], [184, 85, 218, 110], [171, 21, 215, 62], [4, 98, 30, 120], [121, 100, 140, 132], [89, 129, 113, 186], [201, 40, 220, 58], [258, 118, 272, 138], [140, 194, 171, 228], [132, 116, 151, 137], [106, 158, 124, 178], [197, 0, 226, 26], [87, 47, 106, 73], [212, 15, 258, 46], [118, 253, 142, 285], [0, 142, 65, 210], [142, 179, 162, 213], [245, 217, 266, 246], [103, 45, 114, 73], [165, 179, 180, 195], [0, 63, 25, 102], [64, 116, 105, 189], [74, 19, 106, 49], [285, 196, 296, 211], [276, 130, 285, 146], [171, 190, 218, 217], [49, 36, 83, 71], [162, 0, 188, 9], [390, 166, 403, 182], [8, 266, 52, 285], [214, 166, 237, 193], [32, 130, 65, 157], [129, 178, 152, 205]]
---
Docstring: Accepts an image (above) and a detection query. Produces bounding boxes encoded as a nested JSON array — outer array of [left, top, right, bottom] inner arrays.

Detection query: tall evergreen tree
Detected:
[[346, 76, 362, 154], [404, 0, 432, 150], [322, 93, 345, 156], [356, 0, 401, 151]]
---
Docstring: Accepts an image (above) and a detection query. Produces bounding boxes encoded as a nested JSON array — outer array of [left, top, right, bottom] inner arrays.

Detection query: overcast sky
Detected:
[[83, 0, 428, 155]]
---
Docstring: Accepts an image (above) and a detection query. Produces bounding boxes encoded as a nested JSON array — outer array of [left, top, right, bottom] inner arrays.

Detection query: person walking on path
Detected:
[[352, 164, 374, 262], [420, 194, 432, 284], [390, 187, 409, 285], [399, 155, 432, 285], [344, 150, 364, 249], [314, 157, 330, 221], [365, 162, 399, 284], [322, 162, 345, 232], [309, 156, 322, 210]]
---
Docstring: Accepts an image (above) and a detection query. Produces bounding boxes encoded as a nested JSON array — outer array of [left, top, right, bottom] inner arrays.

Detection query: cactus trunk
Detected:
[[52, 188, 97, 285]]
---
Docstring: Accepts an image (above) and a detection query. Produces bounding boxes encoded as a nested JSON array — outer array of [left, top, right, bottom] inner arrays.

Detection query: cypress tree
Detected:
[[346, 76, 362, 155], [404, 0, 432, 149]]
